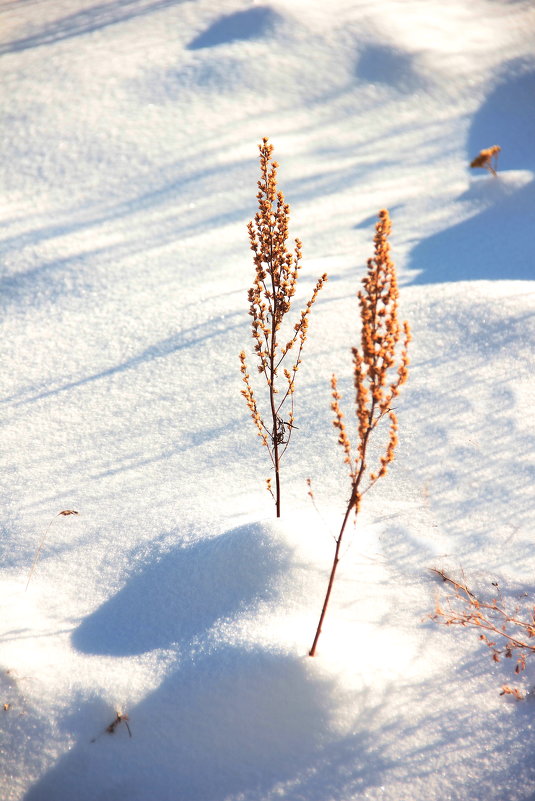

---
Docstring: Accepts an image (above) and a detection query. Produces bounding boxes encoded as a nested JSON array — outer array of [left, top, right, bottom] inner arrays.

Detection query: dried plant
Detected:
[[309, 209, 410, 656], [470, 145, 501, 176], [500, 685, 525, 701], [106, 710, 132, 737], [91, 709, 132, 742], [240, 137, 327, 518], [26, 510, 79, 590], [430, 567, 535, 696]]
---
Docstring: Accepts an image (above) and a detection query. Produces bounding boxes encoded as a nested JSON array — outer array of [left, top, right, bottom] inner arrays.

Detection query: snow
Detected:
[[1, 0, 535, 799]]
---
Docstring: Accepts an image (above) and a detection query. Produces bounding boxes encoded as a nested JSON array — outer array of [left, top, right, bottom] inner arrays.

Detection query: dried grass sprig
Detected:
[[430, 567, 535, 695], [470, 145, 501, 177], [240, 137, 327, 517], [309, 209, 410, 656], [26, 510, 79, 591]]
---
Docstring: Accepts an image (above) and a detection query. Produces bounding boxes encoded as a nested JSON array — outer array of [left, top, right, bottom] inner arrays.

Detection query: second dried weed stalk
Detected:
[[240, 138, 327, 518], [309, 209, 410, 656]]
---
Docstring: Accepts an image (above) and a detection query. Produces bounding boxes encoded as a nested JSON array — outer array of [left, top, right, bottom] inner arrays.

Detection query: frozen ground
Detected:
[[1, 1, 535, 799]]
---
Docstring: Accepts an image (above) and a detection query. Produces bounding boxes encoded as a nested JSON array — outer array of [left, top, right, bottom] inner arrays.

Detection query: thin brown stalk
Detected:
[[26, 510, 79, 590]]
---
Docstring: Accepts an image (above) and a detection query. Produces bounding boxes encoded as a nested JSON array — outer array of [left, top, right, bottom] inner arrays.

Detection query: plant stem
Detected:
[[309, 494, 355, 656], [270, 379, 281, 517], [309, 411, 374, 656], [268, 222, 281, 518]]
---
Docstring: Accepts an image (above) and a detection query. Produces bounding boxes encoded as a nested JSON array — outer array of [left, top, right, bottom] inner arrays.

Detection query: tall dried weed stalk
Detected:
[[309, 209, 410, 656], [26, 510, 79, 590], [240, 138, 327, 517]]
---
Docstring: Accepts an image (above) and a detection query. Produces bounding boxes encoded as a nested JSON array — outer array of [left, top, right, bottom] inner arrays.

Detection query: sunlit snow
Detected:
[[1, 1, 535, 799]]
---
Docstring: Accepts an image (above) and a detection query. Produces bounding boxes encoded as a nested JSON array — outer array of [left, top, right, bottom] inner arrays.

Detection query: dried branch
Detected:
[[430, 566, 535, 693], [26, 510, 79, 591]]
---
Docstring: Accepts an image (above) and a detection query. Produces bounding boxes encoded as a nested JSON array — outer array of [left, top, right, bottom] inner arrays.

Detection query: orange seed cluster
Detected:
[[470, 145, 501, 176], [240, 137, 327, 469], [332, 209, 410, 500]]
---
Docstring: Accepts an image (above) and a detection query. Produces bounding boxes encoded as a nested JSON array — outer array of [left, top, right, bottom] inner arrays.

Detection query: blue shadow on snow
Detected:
[[24, 645, 349, 801], [410, 62, 535, 284], [0, 0, 190, 55], [467, 62, 535, 172], [355, 43, 421, 93], [72, 523, 293, 656], [409, 177, 535, 283], [187, 6, 280, 49]]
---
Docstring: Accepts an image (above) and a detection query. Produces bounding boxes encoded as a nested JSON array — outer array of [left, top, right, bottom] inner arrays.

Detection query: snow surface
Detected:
[[1, 1, 535, 799]]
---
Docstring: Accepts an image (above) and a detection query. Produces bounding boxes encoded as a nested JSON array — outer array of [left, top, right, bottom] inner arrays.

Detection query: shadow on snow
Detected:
[[186, 7, 281, 50], [72, 522, 293, 656], [409, 62, 535, 284], [0, 0, 189, 55]]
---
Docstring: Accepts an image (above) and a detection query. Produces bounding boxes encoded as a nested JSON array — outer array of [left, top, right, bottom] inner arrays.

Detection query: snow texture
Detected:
[[1, 0, 535, 799]]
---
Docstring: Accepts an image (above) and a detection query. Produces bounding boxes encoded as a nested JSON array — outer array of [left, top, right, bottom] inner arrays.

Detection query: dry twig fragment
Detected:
[[431, 566, 535, 691], [106, 711, 132, 737], [470, 145, 501, 176], [26, 510, 79, 590], [91, 710, 132, 742], [500, 685, 524, 701]]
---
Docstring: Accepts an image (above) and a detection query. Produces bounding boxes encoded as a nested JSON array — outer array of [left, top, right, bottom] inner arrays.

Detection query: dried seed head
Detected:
[[334, 210, 410, 503], [240, 136, 327, 488]]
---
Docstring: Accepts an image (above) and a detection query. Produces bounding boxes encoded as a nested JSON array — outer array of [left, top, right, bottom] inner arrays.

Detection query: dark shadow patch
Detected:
[[410, 60, 535, 283], [467, 62, 535, 171], [72, 523, 292, 655], [187, 6, 279, 50], [408, 177, 535, 283], [355, 44, 420, 92], [25, 640, 534, 801], [24, 646, 351, 801]]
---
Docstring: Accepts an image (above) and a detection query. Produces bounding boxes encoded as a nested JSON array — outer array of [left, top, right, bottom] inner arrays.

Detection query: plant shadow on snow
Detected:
[[23, 645, 357, 801], [410, 64, 535, 284], [0, 150, 251, 307], [24, 645, 535, 801], [3, 310, 243, 406], [72, 523, 292, 656], [403, 341, 535, 565], [186, 7, 281, 50], [0, 0, 190, 55]]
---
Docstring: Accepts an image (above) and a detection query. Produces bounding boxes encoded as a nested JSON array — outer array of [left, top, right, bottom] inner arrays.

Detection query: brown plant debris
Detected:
[[500, 685, 525, 701], [430, 567, 535, 694], [26, 510, 80, 590], [106, 711, 132, 737], [91, 710, 132, 742], [470, 145, 501, 176]]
